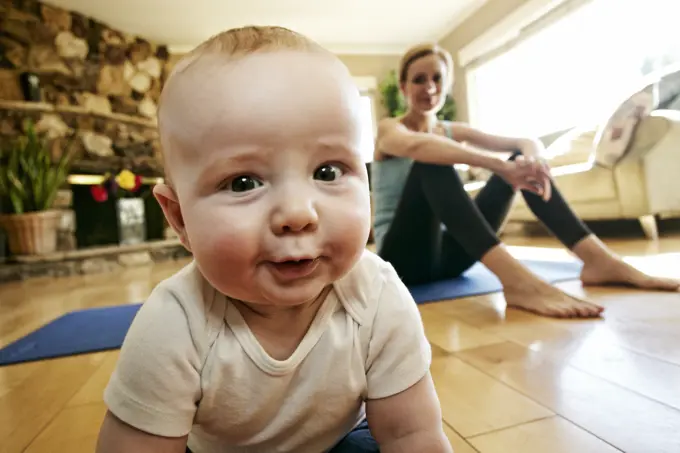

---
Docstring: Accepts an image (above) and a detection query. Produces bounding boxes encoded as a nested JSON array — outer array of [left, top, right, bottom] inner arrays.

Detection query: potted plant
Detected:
[[0, 119, 77, 256]]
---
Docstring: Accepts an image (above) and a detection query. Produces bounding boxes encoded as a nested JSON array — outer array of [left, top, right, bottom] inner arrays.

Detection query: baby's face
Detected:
[[164, 51, 371, 306]]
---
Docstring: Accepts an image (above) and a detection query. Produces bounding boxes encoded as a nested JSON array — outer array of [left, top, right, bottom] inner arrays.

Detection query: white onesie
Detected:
[[104, 249, 432, 453]]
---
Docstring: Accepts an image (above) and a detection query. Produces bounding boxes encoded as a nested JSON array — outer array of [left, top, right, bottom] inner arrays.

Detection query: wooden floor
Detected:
[[1, 231, 680, 453]]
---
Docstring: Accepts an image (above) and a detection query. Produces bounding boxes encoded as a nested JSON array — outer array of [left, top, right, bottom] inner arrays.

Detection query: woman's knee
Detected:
[[508, 149, 523, 160], [411, 161, 463, 184], [412, 161, 457, 173]]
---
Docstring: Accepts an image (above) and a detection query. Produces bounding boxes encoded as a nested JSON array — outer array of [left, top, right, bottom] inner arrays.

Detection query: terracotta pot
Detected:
[[0, 210, 63, 256]]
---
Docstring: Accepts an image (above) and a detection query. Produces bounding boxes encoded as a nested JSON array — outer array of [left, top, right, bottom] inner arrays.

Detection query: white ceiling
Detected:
[[43, 0, 487, 54]]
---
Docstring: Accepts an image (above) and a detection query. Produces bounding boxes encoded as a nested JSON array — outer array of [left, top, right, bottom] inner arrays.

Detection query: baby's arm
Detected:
[[97, 411, 188, 453], [95, 284, 203, 452], [366, 373, 452, 452], [363, 263, 453, 452]]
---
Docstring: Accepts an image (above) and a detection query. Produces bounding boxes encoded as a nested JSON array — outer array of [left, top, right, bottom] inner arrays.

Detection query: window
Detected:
[[351, 77, 378, 163], [466, 0, 680, 137], [358, 94, 376, 163]]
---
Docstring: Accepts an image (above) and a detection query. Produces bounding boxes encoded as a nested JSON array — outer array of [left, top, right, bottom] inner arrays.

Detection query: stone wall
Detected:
[[0, 0, 170, 176]]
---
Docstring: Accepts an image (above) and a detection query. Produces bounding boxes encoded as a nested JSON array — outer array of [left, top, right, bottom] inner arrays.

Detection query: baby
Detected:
[[96, 25, 452, 453]]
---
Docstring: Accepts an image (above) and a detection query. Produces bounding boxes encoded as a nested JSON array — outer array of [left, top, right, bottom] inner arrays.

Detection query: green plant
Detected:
[[379, 70, 406, 118], [379, 69, 457, 121], [437, 95, 457, 121], [0, 120, 76, 215]]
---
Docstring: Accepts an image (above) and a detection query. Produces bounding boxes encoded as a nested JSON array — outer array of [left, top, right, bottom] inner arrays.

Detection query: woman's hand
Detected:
[[518, 138, 546, 159], [497, 156, 552, 201], [517, 140, 552, 201]]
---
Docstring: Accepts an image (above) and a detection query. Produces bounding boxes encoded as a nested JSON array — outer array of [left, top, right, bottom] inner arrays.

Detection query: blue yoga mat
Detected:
[[0, 258, 582, 366], [408, 259, 583, 304], [0, 304, 142, 366]]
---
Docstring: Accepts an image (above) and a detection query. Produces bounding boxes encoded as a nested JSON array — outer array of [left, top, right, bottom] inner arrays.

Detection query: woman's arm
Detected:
[[376, 117, 551, 198], [450, 122, 544, 156], [375, 117, 509, 173], [451, 122, 552, 200]]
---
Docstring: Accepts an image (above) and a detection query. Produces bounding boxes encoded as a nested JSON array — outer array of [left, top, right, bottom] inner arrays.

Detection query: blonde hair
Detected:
[[398, 43, 454, 88], [166, 25, 328, 79], [157, 26, 331, 186]]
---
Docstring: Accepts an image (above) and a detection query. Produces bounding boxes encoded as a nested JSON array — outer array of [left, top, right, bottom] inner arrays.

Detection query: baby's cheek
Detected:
[[348, 188, 372, 228], [205, 225, 259, 263], [328, 195, 370, 244], [186, 209, 259, 261], [191, 223, 261, 295]]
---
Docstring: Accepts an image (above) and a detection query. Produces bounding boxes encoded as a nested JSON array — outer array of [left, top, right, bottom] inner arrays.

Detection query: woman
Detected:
[[372, 43, 679, 318]]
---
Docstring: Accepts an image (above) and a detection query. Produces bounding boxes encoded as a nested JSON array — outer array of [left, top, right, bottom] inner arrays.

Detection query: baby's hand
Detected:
[[365, 372, 453, 452]]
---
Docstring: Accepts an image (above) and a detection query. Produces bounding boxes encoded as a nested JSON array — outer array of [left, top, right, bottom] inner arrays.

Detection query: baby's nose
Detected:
[[271, 194, 319, 235]]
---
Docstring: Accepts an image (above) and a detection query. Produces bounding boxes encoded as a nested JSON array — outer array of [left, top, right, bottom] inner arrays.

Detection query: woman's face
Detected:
[[401, 53, 451, 115]]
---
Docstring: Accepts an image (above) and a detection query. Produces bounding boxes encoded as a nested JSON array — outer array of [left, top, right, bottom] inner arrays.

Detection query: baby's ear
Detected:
[[153, 183, 191, 252]]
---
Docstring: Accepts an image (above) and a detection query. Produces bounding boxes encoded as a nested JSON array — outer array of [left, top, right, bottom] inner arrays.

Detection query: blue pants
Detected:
[[329, 419, 379, 453], [186, 420, 378, 453]]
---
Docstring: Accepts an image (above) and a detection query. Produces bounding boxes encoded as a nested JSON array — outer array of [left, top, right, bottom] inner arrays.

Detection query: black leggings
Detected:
[[377, 152, 592, 286]]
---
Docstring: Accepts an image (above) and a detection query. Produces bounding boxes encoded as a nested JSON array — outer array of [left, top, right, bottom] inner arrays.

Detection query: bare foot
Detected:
[[479, 243, 603, 318], [581, 259, 680, 292], [503, 280, 604, 319]]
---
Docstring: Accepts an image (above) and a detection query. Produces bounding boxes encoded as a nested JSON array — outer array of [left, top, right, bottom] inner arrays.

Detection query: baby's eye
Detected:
[[313, 164, 344, 182], [226, 175, 264, 192]]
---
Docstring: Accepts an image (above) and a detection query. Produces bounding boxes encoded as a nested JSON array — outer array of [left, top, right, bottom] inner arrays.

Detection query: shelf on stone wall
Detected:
[[68, 156, 164, 178], [0, 99, 164, 177], [0, 100, 157, 128]]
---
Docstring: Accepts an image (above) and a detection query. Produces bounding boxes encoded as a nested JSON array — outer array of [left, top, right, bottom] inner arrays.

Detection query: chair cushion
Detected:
[[594, 84, 656, 168]]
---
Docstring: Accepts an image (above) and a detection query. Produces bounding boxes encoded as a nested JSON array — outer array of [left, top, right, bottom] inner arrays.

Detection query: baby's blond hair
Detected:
[[167, 25, 328, 80], [157, 26, 331, 186]]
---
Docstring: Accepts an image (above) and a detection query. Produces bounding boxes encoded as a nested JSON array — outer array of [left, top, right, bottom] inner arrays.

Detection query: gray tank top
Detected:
[[371, 125, 452, 252]]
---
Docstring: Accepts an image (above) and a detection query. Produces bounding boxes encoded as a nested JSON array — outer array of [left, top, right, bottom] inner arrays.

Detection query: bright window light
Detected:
[[358, 95, 376, 163], [468, 0, 680, 137]]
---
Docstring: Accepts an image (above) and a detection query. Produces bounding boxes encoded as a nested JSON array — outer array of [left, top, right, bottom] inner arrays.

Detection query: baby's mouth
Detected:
[[268, 258, 320, 280]]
